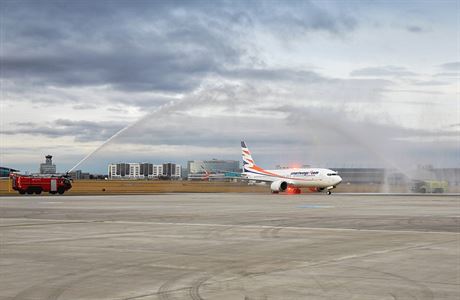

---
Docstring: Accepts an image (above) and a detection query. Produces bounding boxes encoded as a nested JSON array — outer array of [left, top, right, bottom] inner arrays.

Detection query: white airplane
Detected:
[[241, 141, 342, 194]]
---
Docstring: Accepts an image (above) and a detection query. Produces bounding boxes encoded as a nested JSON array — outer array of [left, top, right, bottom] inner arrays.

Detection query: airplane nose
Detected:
[[336, 176, 343, 185]]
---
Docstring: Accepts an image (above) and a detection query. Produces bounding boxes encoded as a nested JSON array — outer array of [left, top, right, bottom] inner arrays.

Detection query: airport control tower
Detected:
[[40, 155, 56, 174]]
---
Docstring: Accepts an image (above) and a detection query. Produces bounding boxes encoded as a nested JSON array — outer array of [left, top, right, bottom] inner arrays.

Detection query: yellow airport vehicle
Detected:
[[411, 180, 448, 193]]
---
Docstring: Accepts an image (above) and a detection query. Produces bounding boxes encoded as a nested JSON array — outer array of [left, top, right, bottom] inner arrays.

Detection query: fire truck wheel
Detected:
[[26, 189, 34, 195], [57, 187, 65, 195], [19, 190, 26, 195], [35, 188, 42, 195]]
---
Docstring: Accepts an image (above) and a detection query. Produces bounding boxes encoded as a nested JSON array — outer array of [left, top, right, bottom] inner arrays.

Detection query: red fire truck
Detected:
[[10, 174, 72, 195]]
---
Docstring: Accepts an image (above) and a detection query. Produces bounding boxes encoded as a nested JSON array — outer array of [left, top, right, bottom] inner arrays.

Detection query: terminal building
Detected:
[[411, 165, 460, 186], [333, 168, 387, 185], [187, 159, 240, 180], [40, 155, 56, 174], [330, 167, 460, 187], [68, 170, 92, 180], [108, 163, 181, 180]]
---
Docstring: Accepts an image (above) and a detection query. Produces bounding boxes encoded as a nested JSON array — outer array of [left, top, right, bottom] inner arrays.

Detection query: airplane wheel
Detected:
[[327, 191, 332, 195]]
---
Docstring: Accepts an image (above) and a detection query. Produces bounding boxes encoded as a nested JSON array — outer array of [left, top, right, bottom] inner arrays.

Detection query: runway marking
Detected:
[[294, 239, 458, 269], [0, 220, 103, 228], [41, 202, 64, 204], [2, 218, 459, 235], [104, 220, 460, 235], [297, 204, 334, 208]]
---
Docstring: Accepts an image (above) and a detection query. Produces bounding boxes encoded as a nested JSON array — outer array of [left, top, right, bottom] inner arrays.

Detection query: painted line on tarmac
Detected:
[[294, 239, 459, 269], [0, 220, 103, 228], [104, 220, 460, 235], [3, 218, 459, 235], [297, 204, 334, 208]]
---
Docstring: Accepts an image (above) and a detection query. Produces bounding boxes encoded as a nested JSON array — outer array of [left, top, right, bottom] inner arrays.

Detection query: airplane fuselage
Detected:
[[241, 141, 342, 194], [244, 168, 342, 188]]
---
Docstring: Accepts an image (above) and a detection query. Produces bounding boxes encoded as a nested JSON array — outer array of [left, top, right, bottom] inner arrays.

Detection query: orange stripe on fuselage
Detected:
[[251, 165, 282, 177]]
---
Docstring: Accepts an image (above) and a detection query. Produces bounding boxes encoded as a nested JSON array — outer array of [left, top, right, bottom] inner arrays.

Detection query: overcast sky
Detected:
[[1, 0, 459, 173]]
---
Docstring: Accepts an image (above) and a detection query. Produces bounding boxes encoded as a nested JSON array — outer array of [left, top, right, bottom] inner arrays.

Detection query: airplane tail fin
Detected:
[[200, 165, 210, 181], [241, 141, 257, 173], [241, 141, 279, 177]]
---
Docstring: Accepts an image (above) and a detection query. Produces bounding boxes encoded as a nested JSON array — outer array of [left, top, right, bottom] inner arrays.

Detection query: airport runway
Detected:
[[1, 194, 459, 299]]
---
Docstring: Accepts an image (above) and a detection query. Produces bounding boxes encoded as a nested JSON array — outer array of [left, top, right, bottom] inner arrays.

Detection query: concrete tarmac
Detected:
[[1, 194, 459, 299]]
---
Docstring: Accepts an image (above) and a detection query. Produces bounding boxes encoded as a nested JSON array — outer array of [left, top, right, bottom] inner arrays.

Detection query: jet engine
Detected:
[[270, 180, 288, 193]]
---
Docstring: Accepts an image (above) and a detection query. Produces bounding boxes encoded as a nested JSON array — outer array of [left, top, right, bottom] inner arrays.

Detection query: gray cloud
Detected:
[[73, 104, 98, 110], [410, 80, 448, 86], [1, 0, 357, 94], [6, 99, 457, 169], [383, 89, 444, 95], [406, 25, 424, 33], [255, 105, 459, 168], [2, 38, 228, 92], [221, 68, 328, 83], [350, 66, 416, 77], [2, 119, 124, 142], [434, 72, 459, 78], [126, 105, 459, 169], [2, 2, 240, 92], [439, 62, 460, 70], [252, 0, 357, 35]]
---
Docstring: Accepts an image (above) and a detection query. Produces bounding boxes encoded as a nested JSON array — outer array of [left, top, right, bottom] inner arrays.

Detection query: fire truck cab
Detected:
[[10, 174, 72, 195]]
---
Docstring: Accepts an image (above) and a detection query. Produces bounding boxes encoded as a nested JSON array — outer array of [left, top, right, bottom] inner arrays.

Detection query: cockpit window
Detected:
[[327, 173, 338, 176]]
